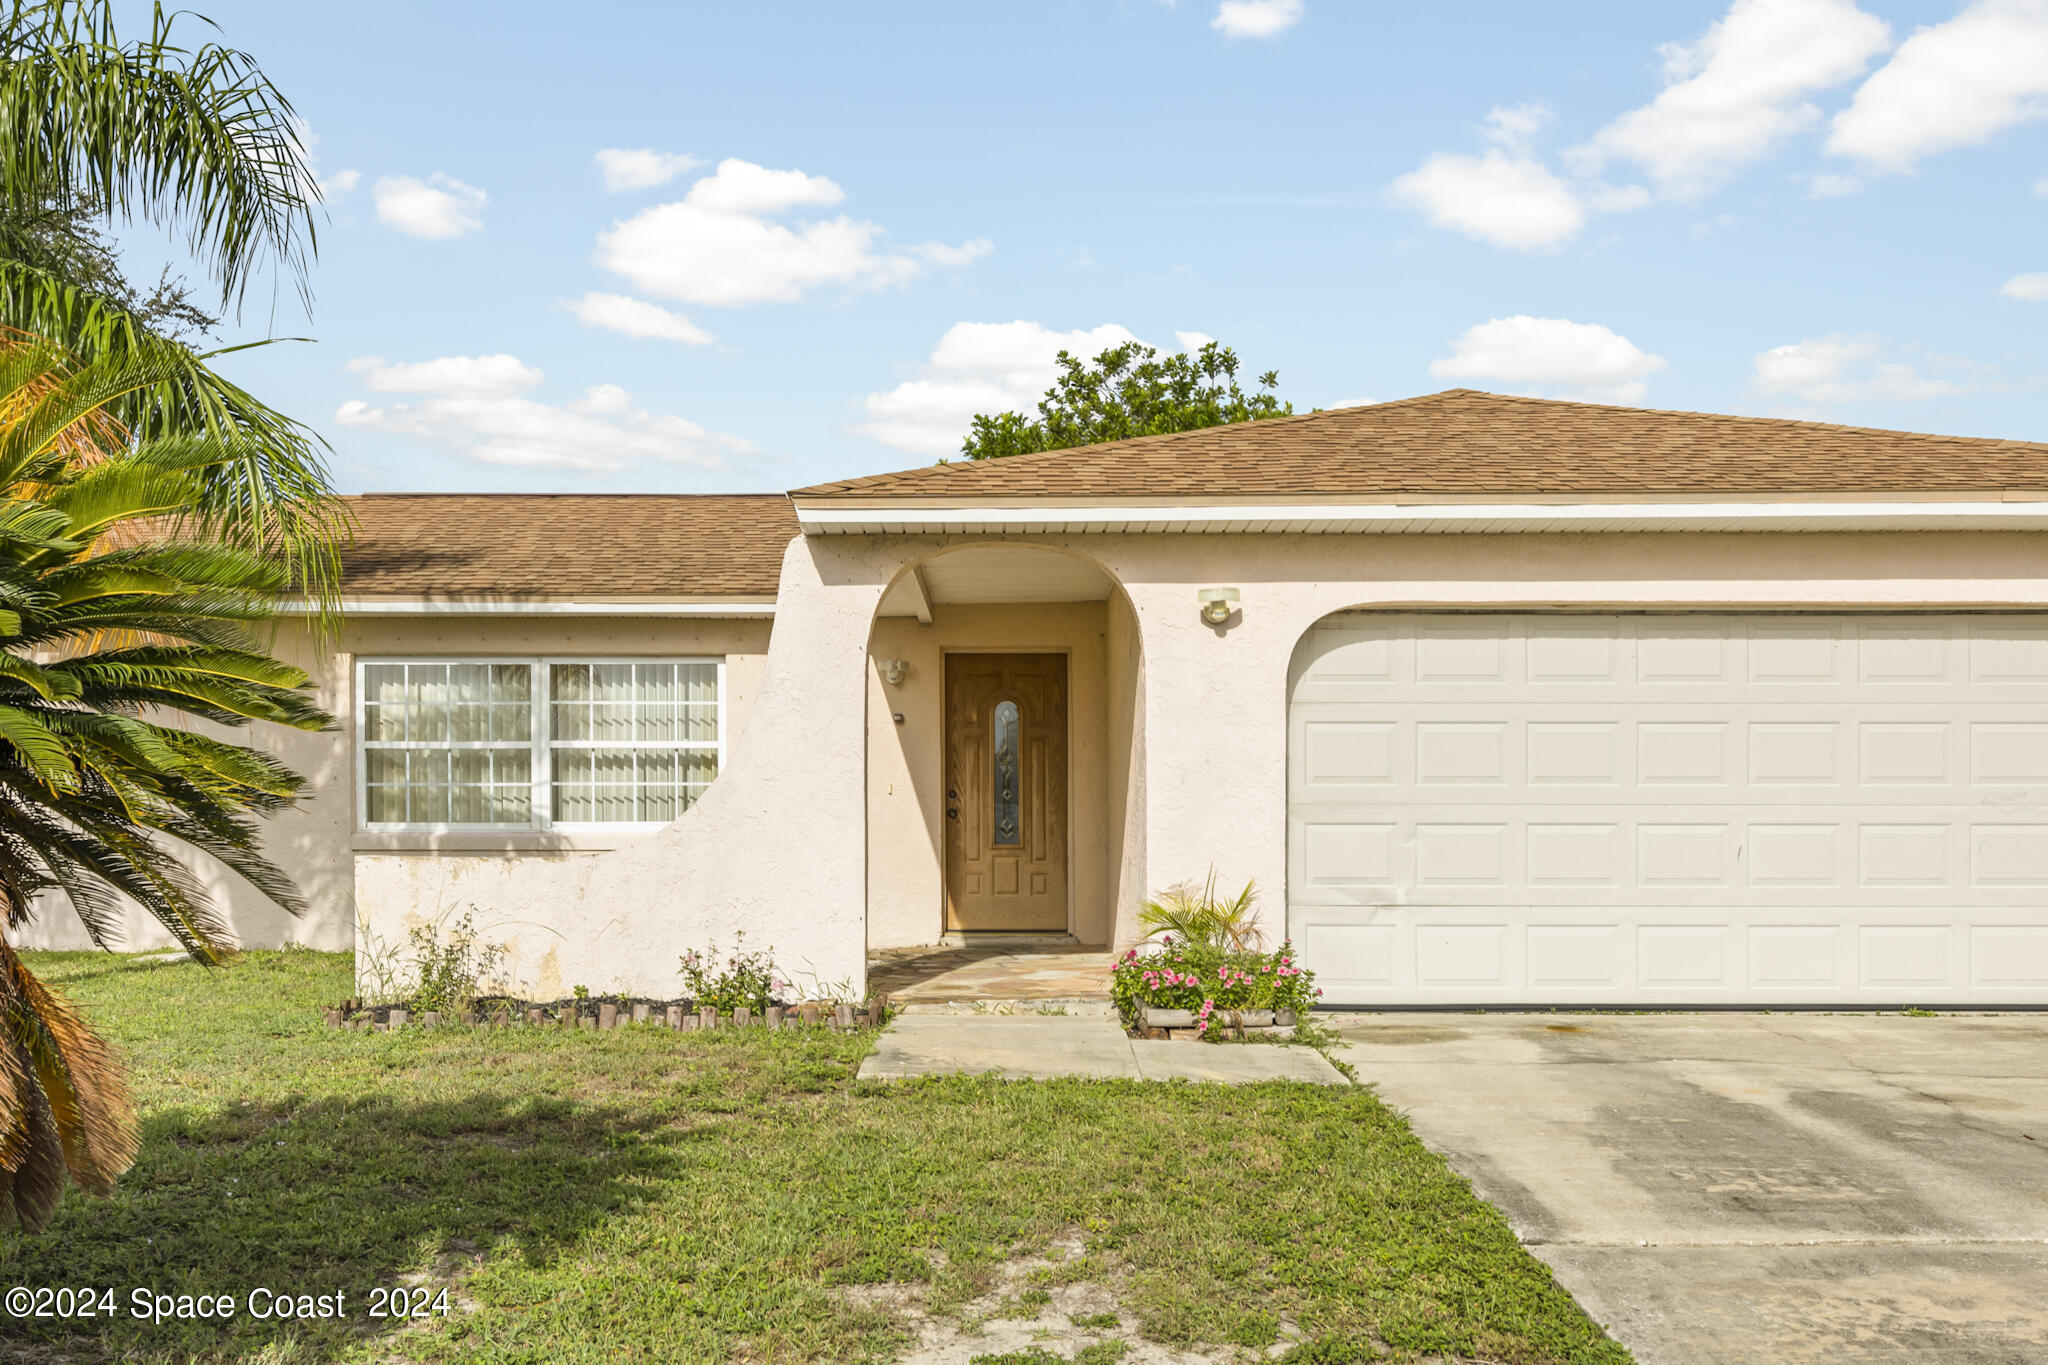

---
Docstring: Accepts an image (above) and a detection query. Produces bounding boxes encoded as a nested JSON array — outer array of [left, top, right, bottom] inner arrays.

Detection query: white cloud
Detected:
[[373, 173, 486, 240], [1212, 0, 1303, 39], [1430, 316, 1668, 403], [852, 321, 1143, 456], [1389, 102, 1632, 249], [2038, 174, 2048, 194], [334, 354, 755, 475], [594, 147, 702, 193], [1573, 0, 1891, 199], [345, 353, 540, 397], [2000, 271, 2048, 301], [1389, 148, 1586, 250], [566, 292, 716, 343], [910, 237, 995, 267], [1828, 0, 2048, 173], [1175, 330, 1217, 351], [1807, 171, 1863, 197], [323, 169, 361, 198], [594, 157, 987, 307], [1750, 335, 1959, 403], [684, 160, 845, 214]]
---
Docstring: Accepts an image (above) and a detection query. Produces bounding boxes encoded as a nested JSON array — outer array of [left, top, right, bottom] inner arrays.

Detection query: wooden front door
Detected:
[[944, 653, 1068, 932]]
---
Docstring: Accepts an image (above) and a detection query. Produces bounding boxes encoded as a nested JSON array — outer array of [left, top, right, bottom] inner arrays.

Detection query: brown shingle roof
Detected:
[[792, 389, 2048, 501], [340, 494, 797, 597]]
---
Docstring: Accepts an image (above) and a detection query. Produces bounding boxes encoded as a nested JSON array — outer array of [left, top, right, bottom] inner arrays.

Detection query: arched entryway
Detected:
[[864, 542, 1144, 973]]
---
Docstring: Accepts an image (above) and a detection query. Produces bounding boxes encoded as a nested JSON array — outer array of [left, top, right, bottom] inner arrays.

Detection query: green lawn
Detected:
[[3, 950, 1627, 1364]]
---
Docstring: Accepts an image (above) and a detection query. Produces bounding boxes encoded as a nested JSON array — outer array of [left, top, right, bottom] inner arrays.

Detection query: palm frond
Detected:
[[0, 0, 316, 307], [1137, 871, 1265, 952], [0, 940, 135, 1230], [0, 324, 331, 1226]]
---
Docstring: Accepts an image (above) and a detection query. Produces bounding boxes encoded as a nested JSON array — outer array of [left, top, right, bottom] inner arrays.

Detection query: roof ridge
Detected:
[[1422, 388, 2039, 447], [788, 387, 2048, 502], [792, 391, 1483, 496]]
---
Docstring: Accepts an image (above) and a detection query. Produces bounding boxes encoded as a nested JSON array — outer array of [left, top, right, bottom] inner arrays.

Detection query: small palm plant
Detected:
[[0, 335, 329, 1231], [1136, 871, 1264, 953]]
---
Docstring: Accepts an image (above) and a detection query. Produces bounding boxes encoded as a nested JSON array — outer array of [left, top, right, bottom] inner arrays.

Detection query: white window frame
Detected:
[[355, 655, 727, 834]]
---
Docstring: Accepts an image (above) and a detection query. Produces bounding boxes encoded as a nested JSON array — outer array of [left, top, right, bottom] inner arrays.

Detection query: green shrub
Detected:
[[404, 910, 505, 1015], [1137, 872, 1262, 951], [679, 934, 782, 1013]]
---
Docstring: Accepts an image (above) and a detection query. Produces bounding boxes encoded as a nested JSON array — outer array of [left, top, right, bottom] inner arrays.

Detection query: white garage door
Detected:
[[1287, 613, 2048, 1006]]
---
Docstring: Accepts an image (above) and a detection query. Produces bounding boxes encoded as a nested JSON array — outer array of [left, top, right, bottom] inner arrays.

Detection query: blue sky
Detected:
[[117, 0, 2048, 493]]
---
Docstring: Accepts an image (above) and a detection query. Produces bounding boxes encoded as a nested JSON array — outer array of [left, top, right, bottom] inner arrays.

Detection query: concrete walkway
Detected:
[[1333, 1013, 2048, 1365], [868, 943, 1112, 1003], [858, 1013, 1348, 1084]]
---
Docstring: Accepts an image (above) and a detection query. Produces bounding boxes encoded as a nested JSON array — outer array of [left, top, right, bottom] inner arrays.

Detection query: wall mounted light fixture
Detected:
[[879, 658, 909, 686], [1197, 587, 1240, 626]]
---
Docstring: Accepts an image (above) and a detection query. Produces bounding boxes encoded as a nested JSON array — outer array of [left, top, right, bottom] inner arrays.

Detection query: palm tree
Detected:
[[0, 0, 349, 600], [0, 335, 328, 1231]]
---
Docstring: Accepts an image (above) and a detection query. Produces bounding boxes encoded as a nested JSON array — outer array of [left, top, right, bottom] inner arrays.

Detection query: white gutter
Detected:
[[284, 598, 777, 617], [793, 499, 2048, 536]]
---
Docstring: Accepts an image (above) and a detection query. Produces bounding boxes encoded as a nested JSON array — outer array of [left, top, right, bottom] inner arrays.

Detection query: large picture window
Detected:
[[358, 658, 724, 830]]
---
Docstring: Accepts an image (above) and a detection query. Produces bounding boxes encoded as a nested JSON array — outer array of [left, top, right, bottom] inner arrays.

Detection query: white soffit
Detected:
[[796, 499, 2048, 536], [289, 598, 777, 617], [877, 544, 1114, 616]]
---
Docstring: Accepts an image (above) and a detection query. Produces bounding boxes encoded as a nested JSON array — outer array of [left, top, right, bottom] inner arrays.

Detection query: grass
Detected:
[[4, 950, 1628, 1364]]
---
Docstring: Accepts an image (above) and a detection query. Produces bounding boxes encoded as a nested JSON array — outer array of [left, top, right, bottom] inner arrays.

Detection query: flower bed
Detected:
[[1111, 940, 1320, 1041], [323, 994, 887, 1033], [331, 927, 883, 1035]]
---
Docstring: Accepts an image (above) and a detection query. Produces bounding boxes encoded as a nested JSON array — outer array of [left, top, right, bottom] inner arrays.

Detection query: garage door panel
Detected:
[[1289, 614, 2048, 1004], [1858, 621, 1953, 682], [1290, 813, 2048, 908]]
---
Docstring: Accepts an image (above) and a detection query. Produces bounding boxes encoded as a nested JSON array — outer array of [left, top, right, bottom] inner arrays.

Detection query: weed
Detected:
[[403, 909, 505, 1016], [679, 932, 781, 1013]]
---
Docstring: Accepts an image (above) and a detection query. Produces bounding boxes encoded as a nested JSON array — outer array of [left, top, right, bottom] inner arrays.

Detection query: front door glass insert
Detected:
[[992, 699, 1020, 845]]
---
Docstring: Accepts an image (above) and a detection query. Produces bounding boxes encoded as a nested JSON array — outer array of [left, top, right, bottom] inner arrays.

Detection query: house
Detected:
[[29, 389, 2048, 1006]]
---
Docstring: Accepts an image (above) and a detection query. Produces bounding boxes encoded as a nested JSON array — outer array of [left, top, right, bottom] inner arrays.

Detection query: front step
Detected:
[[896, 999, 1118, 1017], [934, 931, 1081, 948]]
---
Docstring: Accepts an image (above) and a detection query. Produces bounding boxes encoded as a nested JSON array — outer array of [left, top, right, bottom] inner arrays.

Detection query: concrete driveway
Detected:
[[1332, 1013, 2048, 1365]]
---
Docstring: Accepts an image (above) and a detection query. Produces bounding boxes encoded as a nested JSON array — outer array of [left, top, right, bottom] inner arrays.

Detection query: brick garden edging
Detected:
[[1130, 1004, 1298, 1042], [322, 996, 891, 1034]]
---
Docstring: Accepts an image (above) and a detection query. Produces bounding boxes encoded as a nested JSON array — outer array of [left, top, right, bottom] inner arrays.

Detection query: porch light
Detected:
[[878, 658, 909, 686], [1197, 587, 1240, 626]]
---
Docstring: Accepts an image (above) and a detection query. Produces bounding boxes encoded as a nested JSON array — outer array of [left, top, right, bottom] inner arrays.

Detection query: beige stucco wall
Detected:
[[1104, 589, 1146, 947], [1089, 528, 2048, 947], [772, 528, 2048, 959], [19, 611, 772, 958], [34, 526, 2048, 1001], [865, 600, 1112, 948], [341, 536, 879, 1000]]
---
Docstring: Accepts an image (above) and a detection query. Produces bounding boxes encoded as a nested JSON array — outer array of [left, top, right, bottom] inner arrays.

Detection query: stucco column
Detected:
[[1120, 574, 1301, 946], [354, 536, 881, 1002]]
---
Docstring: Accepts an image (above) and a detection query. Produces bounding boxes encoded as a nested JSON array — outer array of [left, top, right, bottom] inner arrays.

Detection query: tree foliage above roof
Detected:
[[960, 340, 1292, 461], [1, 191, 219, 340]]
